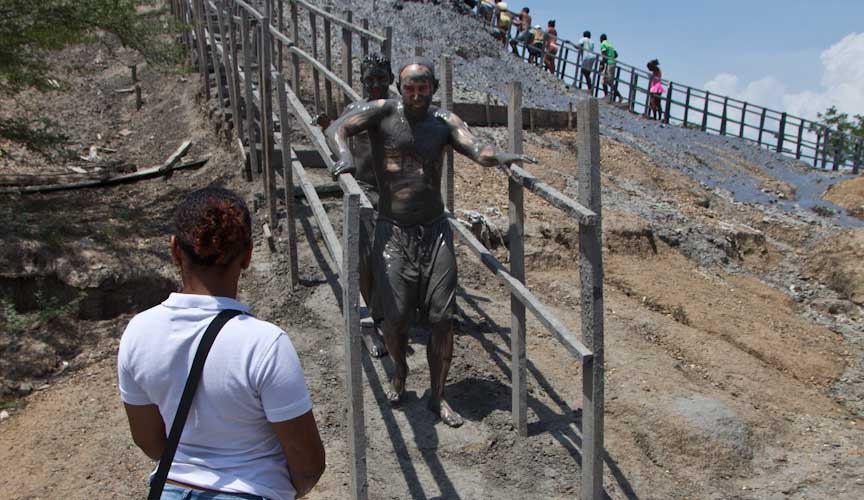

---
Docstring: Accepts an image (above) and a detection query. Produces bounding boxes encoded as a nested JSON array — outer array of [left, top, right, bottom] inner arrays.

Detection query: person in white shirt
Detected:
[[118, 187, 324, 500], [578, 31, 596, 93]]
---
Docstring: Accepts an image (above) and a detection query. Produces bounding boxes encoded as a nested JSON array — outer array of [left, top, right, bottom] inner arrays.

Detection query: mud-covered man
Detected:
[[325, 54, 394, 358], [329, 58, 534, 427]]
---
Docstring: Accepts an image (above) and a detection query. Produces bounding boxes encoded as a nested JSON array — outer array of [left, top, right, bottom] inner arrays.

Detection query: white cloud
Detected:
[[704, 32, 864, 120]]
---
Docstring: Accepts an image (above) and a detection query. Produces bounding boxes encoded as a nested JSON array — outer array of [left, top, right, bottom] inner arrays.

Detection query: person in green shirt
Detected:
[[599, 34, 623, 103]]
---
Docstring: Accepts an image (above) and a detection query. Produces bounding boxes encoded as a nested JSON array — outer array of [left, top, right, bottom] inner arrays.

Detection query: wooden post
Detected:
[[814, 128, 823, 168], [324, 8, 335, 117], [833, 133, 844, 171], [216, 1, 241, 140], [277, 0, 284, 72], [627, 71, 637, 113], [341, 10, 354, 110], [290, 0, 301, 95], [193, 0, 211, 100], [310, 11, 322, 113], [559, 46, 570, 81], [227, 8, 244, 145], [382, 26, 393, 64], [700, 91, 709, 132], [361, 19, 370, 56], [260, 16, 277, 228], [852, 138, 862, 175], [129, 64, 138, 83], [663, 82, 673, 124], [777, 112, 787, 153], [414, 46, 424, 57], [508, 81, 527, 438], [240, 13, 260, 180], [682, 87, 691, 126], [485, 93, 492, 126], [134, 84, 142, 110], [204, 2, 227, 114], [739, 103, 748, 138], [720, 97, 728, 135], [643, 81, 650, 116], [757, 108, 767, 146], [441, 56, 455, 212], [821, 128, 830, 168], [795, 119, 804, 160], [568, 102, 574, 129], [342, 189, 367, 500], [276, 74, 299, 287], [577, 98, 604, 500]]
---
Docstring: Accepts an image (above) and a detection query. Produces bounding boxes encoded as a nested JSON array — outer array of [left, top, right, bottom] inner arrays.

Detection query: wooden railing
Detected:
[[488, 7, 862, 174], [171, 1, 607, 499]]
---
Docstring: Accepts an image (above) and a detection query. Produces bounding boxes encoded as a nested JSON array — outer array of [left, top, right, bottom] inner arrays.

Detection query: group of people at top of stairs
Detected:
[[464, 0, 667, 120]]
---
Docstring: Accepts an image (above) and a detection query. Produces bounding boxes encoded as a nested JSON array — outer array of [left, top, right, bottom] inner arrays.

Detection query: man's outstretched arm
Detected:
[[445, 111, 536, 168], [328, 99, 390, 177]]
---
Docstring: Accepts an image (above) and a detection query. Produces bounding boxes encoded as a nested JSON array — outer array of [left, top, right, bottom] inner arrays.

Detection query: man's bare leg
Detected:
[[382, 318, 408, 404], [427, 319, 463, 427], [359, 263, 386, 357]]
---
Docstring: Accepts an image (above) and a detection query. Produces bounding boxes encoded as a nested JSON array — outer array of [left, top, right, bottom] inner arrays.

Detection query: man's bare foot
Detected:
[[428, 398, 464, 428], [385, 381, 405, 405], [361, 327, 388, 358]]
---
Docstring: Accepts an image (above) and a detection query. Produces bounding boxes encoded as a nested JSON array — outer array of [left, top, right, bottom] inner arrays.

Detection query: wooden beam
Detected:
[[508, 81, 527, 438], [292, 0, 385, 42], [448, 217, 592, 360], [239, 13, 260, 180], [507, 165, 597, 225], [309, 11, 321, 112], [342, 188, 368, 500], [259, 16, 278, 228], [577, 97, 605, 500], [440, 55, 455, 212], [158, 140, 193, 177], [341, 10, 353, 111], [276, 73, 299, 288], [324, 7, 335, 117], [3, 158, 208, 194]]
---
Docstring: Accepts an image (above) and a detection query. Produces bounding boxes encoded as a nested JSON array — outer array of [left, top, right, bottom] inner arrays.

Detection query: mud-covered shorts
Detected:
[[372, 215, 457, 324]]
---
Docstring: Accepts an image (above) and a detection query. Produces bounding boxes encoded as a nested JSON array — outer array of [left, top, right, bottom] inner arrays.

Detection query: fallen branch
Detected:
[[0, 157, 208, 194], [158, 140, 192, 179]]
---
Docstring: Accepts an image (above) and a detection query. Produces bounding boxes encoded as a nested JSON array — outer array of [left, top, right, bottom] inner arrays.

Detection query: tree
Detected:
[[0, 0, 182, 155], [810, 106, 864, 167]]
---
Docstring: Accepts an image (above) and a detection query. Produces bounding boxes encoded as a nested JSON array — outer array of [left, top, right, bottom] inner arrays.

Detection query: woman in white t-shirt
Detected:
[[118, 187, 324, 500]]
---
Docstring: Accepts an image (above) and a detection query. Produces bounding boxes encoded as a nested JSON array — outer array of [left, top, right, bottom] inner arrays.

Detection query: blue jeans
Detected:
[[161, 484, 267, 500]]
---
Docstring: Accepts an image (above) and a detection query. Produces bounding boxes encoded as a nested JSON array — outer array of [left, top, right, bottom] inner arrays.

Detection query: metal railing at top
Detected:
[[485, 6, 863, 174], [173, 1, 607, 499]]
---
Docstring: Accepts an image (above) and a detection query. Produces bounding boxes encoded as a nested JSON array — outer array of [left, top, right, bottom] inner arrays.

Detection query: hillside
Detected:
[[1, 2, 863, 499]]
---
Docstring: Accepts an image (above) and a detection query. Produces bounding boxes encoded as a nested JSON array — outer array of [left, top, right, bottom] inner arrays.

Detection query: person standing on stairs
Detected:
[[599, 33, 623, 102], [328, 58, 535, 428], [325, 54, 395, 359], [577, 30, 597, 93]]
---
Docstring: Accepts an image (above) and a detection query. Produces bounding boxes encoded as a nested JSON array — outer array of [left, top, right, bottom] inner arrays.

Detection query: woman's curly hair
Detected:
[[174, 187, 252, 267]]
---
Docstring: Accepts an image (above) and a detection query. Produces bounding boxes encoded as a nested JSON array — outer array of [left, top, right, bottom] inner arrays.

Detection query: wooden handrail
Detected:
[[289, 0, 385, 43]]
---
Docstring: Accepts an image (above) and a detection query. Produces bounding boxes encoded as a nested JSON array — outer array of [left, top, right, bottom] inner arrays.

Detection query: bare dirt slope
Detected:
[[2, 16, 864, 500]]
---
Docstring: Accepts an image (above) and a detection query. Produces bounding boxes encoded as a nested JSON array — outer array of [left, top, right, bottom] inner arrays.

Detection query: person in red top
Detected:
[[543, 20, 558, 74]]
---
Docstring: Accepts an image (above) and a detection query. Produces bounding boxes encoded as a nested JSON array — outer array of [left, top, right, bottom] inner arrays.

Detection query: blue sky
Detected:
[[520, 0, 864, 119]]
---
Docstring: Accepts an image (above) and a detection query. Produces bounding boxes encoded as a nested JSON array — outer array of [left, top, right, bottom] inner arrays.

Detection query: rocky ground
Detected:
[[1, 1, 864, 499]]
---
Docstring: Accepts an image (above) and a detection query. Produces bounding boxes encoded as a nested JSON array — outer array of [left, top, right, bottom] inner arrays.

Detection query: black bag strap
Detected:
[[148, 309, 244, 500]]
